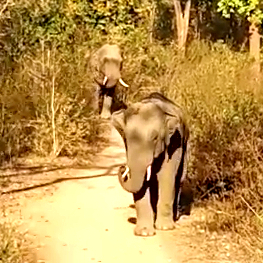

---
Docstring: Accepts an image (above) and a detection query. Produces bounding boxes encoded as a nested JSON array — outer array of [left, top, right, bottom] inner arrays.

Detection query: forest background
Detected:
[[0, 0, 263, 262]]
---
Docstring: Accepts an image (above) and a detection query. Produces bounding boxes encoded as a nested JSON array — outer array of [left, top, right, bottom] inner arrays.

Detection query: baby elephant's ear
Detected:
[[111, 109, 126, 138], [165, 115, 180, 146]]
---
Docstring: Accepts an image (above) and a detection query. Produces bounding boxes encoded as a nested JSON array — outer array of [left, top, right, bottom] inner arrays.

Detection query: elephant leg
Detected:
[[97, 87, 104, 115], [133, 183, 155, 236], [100, 87, 115, 119], [155, 148, 183, 230], [174, 146, 188, 221], [100, 96, 112, 119]]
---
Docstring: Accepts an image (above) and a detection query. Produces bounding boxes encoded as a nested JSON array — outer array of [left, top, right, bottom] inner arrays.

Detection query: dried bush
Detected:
[[167, 41, 263, 257], [0, 216, 34, 263], [0, 42, 106, 162]]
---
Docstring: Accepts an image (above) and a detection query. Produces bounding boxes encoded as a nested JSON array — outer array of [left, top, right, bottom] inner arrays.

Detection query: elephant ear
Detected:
[[165, 114, 183, 159], [154, 137, 165, 158], [165, 114, 181, 146], [111, 109, 126, 139], [144, 93, 182, 147]]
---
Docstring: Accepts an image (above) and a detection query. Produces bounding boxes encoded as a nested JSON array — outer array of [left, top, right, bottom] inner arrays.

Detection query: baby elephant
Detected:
[[90, 44, 129, 118], [112, 92, 189, 236]]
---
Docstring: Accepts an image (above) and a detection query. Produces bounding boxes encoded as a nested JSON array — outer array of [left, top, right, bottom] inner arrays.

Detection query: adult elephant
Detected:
[[112, 92, 189, 236], [90, 44, 129, 118]]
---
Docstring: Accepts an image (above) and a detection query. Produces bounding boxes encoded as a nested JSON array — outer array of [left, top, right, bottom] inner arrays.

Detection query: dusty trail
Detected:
[[6, 124, 197, 263]]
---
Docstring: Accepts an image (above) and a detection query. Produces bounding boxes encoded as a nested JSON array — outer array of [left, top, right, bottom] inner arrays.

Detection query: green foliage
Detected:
[[153, 0, 174, 42], [0, 0, 151, 60], [217, 0, 263, 23], [2, 1, 76, 57], [83, 0, 150, 32]]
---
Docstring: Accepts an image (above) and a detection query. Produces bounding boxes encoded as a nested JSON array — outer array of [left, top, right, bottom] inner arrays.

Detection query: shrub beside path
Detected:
[[1, 122, 238, 263]]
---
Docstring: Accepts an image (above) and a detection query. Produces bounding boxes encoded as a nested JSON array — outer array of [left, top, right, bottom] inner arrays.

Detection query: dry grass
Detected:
[[0, 210, 35, 263], [118, 39, 263, 261], [0, 44, 107, 163]]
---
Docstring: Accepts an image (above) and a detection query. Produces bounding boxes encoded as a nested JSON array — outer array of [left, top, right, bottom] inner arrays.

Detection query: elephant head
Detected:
[[112, 92, 186, 193], [94, 44, 129, 89]]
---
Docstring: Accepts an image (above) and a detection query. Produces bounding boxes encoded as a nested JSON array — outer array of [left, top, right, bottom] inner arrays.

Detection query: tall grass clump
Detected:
[[0, 44, 106, 162], [174, 42, 263, 258], [0, 216, 34, 263], [173, 43, 263, 258]]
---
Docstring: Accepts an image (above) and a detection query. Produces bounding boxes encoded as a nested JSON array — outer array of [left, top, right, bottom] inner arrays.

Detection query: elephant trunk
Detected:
[[103, 64, 121, 88], [118, 164, 151, 193]]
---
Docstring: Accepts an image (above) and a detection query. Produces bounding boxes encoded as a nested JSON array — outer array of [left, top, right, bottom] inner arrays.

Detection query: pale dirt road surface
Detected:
[[2, 123, 232, 263], [17, 125, 193, 263]]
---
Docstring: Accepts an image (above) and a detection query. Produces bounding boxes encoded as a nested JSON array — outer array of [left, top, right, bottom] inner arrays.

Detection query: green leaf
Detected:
[[217, 0, 263, 23]]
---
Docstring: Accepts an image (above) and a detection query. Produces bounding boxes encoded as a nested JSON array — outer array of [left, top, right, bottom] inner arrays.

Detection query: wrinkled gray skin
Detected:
[[112, 92, 189, 236], [90, 44, 127, 118]]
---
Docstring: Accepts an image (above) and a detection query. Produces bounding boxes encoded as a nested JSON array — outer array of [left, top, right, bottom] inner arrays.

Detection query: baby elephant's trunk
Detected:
[[118, 165, 151, 193]]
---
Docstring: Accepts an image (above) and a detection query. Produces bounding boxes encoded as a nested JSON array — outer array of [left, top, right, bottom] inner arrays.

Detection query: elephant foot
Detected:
[[155, 217, 175, 231], [134, 224, 156, 237]]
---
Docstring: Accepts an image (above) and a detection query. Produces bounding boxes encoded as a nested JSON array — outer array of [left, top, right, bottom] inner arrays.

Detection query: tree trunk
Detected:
[[149, 2, 156, 44], [51, 74, 57, 156], [249, 21, 261, 75], [173, 0, 191, 56]]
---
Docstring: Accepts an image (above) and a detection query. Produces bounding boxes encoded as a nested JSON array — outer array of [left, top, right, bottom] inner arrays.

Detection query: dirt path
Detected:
[[0, 120, 251, 263], [3, 123, 240, 263], [13, 124, 195, 263]]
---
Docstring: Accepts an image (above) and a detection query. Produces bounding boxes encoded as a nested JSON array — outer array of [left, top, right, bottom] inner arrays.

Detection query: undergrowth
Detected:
[[0, 215, 34, 263]]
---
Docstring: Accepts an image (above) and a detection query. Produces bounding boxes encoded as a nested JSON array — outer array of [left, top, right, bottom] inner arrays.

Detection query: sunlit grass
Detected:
[[0, 210, 34, 263]]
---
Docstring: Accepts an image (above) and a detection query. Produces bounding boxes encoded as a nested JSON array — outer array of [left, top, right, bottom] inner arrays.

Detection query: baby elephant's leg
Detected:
[[155, 148, 182, 230], [133, 183, 155, 236]]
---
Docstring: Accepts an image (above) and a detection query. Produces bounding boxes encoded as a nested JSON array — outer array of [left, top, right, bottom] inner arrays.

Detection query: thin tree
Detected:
[[173, 0, 191, 56]]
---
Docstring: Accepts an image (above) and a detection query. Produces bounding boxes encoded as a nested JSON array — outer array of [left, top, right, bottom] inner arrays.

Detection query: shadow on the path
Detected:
[[1, 163, 125, 195], [0, 150, 125, 179], [0, 166, 69, 178]]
